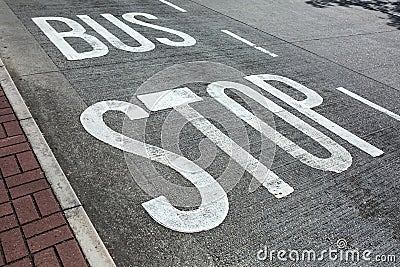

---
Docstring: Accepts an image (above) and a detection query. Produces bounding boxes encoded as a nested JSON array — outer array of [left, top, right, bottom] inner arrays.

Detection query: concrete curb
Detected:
[[0, 57, 116, 267]]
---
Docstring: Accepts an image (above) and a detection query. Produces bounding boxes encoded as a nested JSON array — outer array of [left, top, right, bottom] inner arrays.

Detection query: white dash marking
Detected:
[[254, 46, 278, 57], [337, 87, 400, 121], [159, 0, 187, 12], [221, 30, 278, 57], [221, 30, 255, 46]]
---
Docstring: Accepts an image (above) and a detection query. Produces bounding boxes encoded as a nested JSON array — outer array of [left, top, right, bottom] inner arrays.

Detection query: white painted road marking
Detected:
[[33, 13, 196, 60], [32, 17, 109, 60], [137, 87, 202, 111], [80, 74, 388, 233], [78, 14, 155, 53], [208, 81, 352, 173], [221, 30, 254, 46], [337, 87, 400, 121], [221, 30, 278, 57], [122, 13, 196, 47], [174, 104, 294, 199], [80, 101, 229, 233], [138, 87, 294, 198], [159, 0, 187, 12]]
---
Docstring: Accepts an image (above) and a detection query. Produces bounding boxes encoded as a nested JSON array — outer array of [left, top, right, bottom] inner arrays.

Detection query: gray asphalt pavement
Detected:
[[0, 0, 399, 266]]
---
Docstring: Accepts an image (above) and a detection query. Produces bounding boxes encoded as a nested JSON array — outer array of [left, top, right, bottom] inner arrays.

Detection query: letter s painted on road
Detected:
[[80, 100, 228, 233]]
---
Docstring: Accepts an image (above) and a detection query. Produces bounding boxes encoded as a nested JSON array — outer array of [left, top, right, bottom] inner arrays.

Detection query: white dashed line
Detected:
[[337, 87, 400, 121], [159, 0, 187, 12], [221, 30, 278, 57]]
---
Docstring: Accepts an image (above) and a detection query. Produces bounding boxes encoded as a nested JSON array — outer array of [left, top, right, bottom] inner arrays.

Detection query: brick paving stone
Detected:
[[3, 121, 23, 137], [0, 180, 9, 204], [34, 248, 61, 267], [0, 143, 30, 160], [0, 156, 20, 177], [13, 196, 40, 225], [27, 225, 74, 253], [6, 257, 32, 267], [56, 240, 88, 267], [5, 169, 44, 188], [0, 214, 18, 233], [0, 107, 12, 116], [9, 179, 49, 199], [0, 125, 6, 139], [23, 213, 66, 238], [0, 96, 10, 109], [0, 114, 15, 124], [16, 151, 39, 172], [0, 135, 25, 148], [0, 202, 13, 217], [33, 189, 60, 216], [0, 228, 29, 262]]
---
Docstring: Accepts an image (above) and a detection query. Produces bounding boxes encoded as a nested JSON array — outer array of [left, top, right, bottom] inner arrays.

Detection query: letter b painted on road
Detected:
[[32, 17, 109, 60]]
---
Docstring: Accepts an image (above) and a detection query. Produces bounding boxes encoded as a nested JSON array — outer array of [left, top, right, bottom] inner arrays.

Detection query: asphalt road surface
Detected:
[[1, 0, 399, 266]]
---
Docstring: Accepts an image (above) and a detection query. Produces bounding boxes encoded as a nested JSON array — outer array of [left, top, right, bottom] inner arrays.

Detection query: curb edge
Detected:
[[0, 57, 116, 267]]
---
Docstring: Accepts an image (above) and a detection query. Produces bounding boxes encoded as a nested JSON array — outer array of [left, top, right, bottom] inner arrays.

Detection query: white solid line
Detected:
[[159, 0, 187, 12], [221, 30, 278, 57], [337, 87, 400, 121]]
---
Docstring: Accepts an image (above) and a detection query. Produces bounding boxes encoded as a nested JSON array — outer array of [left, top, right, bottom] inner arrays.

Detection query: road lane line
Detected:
[[337, 87, 400, 121], [159, 0, 187, 12], [254, 46, 278, 57], [221, 30, 255, 46], [221, 30, 278, 57]]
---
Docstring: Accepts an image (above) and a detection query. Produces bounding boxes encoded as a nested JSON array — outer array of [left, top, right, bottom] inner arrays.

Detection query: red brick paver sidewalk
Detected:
[[0, 87, 89, 266]]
